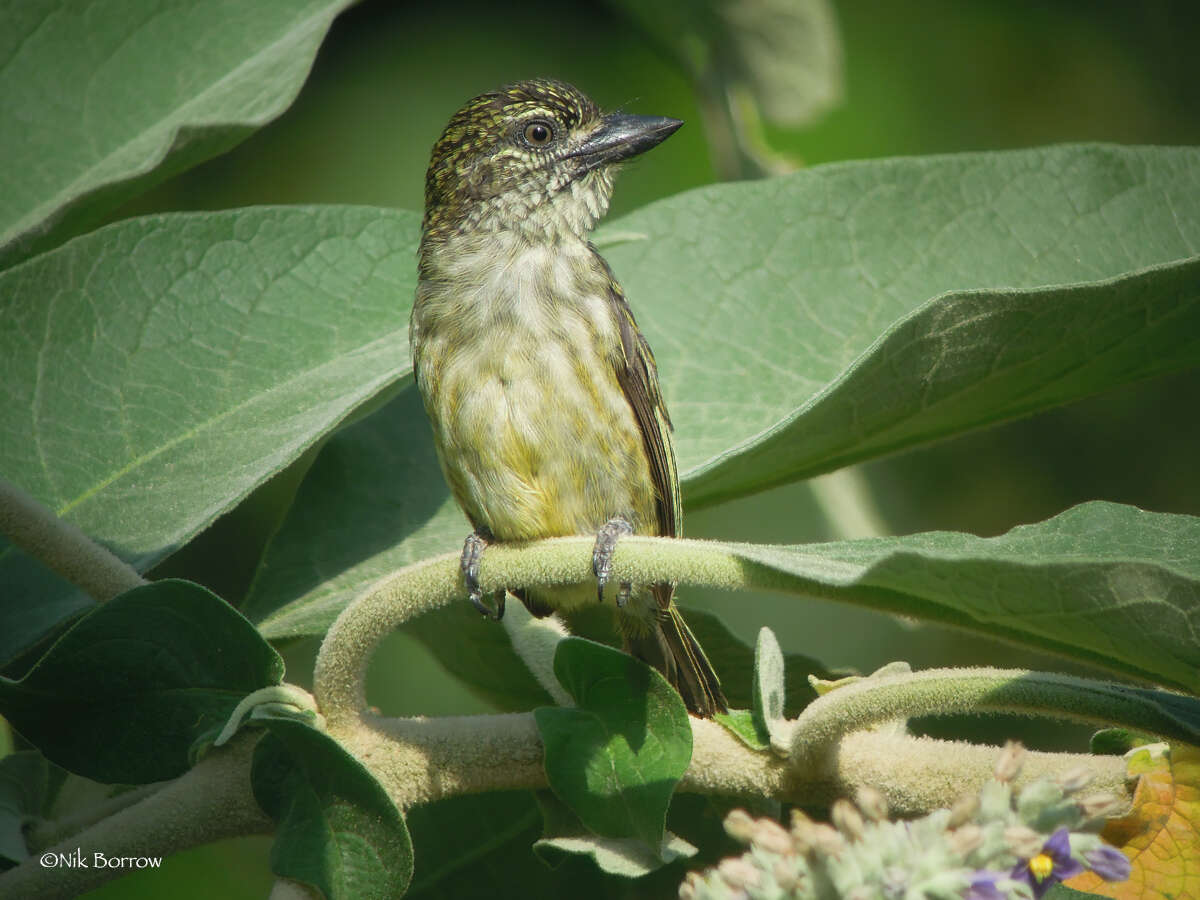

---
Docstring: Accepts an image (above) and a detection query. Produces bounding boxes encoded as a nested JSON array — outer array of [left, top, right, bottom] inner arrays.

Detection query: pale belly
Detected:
[[416, 316, 658, 543]]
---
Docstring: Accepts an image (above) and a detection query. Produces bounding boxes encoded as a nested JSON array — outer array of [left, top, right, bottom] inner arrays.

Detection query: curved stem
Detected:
[[791, 667, 1197, 760], [0, 478, 144, 602], [312, 539, 1134, 816], [312, 535, 756, 724]]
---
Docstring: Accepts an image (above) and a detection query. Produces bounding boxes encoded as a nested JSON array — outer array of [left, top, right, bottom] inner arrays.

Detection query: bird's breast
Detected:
[[412, 237, 657, 541]]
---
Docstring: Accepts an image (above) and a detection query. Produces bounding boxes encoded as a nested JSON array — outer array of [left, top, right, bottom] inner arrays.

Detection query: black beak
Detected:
[[567, 113, 683, 170]]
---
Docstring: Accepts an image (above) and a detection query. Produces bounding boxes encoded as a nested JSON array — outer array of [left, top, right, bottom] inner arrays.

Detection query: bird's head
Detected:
[[422, 79, 681, 242]]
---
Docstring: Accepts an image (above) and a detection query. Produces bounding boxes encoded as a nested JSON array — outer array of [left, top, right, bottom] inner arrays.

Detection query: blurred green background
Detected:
[[100, 0, 1200, 895]]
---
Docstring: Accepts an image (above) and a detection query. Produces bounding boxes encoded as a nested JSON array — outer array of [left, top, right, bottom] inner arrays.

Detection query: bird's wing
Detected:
[[595, 250, 681, 541]]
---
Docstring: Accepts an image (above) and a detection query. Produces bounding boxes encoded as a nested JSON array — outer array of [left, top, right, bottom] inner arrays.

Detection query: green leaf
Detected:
[[405, 792, 541, 895], [0, 751, 47, 866], [1044, 886, 1114, 900], [244, 386, 469, 640], [711, 709, 768, 751], [252, 717, 413, 900], [533, 832, 697, 877], [0, 206, 418, 663], [532, 789, 696, 877], [0, 579, 283, 783], [533, 638, 692, 849], [605, 0, 842, 175], [751, 626, 786, 744], [1089, 728, 1160, 756], [675, 609, 833, 715], [714, 502, 1200, 692], [595, 145, 1200, 508], [0, 0, 355, 267]]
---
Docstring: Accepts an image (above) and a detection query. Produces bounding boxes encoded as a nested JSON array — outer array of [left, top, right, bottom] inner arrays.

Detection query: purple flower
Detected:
[[1010, 828, 1084, 898], [1086, 845, 1132, 882], [964, 870, 1006, 900]]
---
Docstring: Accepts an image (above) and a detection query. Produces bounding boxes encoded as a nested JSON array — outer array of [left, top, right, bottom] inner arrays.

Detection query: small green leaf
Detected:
[[751, 627, 786, 743], [0, 0, 356, 266], [712, 709, 769, 751], [0, 580, 283, 783], [534, 638, 692, 849], [0, 751, 47, 866], [1090, 728, 1161, 756], [252, 717, 413, 900]]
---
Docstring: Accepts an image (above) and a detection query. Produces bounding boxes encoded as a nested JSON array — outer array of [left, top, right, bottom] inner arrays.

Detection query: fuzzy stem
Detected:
[[312, 538, 1133, 816], [0, 478, 144, 601], [791, 667, 1198, 761], [312, 535, 756, 724]]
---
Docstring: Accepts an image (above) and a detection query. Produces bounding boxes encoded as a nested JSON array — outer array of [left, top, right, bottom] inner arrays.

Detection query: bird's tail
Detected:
[[630, 603, 728, 718]]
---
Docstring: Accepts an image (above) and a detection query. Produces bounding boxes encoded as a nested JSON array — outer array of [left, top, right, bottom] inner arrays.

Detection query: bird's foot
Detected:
[[461, 529, 504, 620], [594, 516, 634, 606]]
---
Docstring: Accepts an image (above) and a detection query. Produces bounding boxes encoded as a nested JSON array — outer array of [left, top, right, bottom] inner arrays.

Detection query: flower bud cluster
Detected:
[[679, 743, 1130, 900]]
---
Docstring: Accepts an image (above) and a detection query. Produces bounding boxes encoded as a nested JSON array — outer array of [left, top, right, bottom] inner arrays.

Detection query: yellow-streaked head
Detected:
[[422, 78, 681, 242]]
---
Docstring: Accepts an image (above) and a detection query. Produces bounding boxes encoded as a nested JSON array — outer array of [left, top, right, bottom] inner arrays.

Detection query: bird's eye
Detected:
[[522, 120, 554, 147]]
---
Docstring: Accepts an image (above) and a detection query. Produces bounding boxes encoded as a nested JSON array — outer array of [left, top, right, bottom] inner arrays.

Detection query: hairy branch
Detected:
[[312, 537, 1133, 814], [0, 478, 144, 602]]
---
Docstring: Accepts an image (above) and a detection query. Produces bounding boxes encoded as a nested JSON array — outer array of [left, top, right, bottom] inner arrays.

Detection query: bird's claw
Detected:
[[594, 516, 634, 603], [462, 529, 504, 620]]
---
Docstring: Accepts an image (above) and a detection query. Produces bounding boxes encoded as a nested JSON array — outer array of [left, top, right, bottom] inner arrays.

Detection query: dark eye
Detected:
[[522, 120, 554, 147]]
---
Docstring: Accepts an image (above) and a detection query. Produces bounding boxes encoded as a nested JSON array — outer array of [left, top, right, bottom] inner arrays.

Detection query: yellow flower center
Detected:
[[1029, 853, 1055, 881]]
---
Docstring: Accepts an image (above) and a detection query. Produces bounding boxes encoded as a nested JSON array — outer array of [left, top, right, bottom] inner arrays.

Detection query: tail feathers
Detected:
[[631, 606, 728, 718]]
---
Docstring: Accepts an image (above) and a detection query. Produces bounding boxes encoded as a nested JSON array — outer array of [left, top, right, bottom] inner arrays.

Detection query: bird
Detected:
[[409, 78, 727, 717]]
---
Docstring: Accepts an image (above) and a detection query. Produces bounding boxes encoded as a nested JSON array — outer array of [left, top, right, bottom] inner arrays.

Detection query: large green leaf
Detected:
[[0, 580, 283, 783], [241, 145, 1199, 650], [719, 502, 1200, 692], [0, 0, 354, 267], [597, 145, 1200, 507], [0, 206, 418, 662]]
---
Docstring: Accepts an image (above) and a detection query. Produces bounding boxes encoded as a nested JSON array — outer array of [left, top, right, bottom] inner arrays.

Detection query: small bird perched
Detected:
[[410, 78, 727, 717]]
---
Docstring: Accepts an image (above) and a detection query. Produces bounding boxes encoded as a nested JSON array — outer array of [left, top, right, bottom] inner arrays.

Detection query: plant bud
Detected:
[[752, 817, 794, 856], [832, 798, 866, 841], [994, 741, 1026, 782], [947, 792, 980, 827], [856, 786, 889, 822], [719, 857, 761, 890], [1004, 824, 1044, 858], [723, 808, 756, 844], [1078, 792, 1127, 820]]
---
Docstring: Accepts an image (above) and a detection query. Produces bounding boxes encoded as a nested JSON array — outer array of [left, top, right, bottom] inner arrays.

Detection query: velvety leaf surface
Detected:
[[723, 502, 1200, 692], [252, 717, 413, 900], [597, 146, 1200, 507], [0, 580, 283, 783], [534, 639, 692, 849], [0, 206, 418, 662], [0, 0, 355, 266]]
